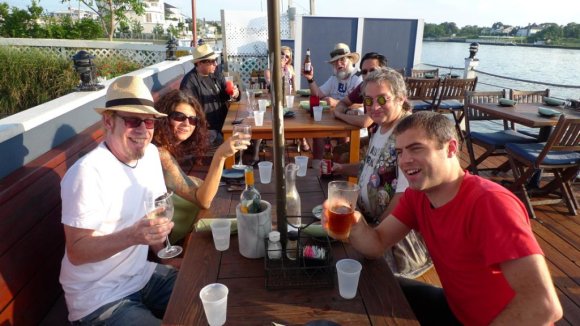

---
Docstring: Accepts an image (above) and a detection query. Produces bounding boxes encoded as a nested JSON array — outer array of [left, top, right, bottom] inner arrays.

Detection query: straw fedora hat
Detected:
[[94, 76, 166, 118], [193, 44, 219, 63], [328, 43, 360, 64]]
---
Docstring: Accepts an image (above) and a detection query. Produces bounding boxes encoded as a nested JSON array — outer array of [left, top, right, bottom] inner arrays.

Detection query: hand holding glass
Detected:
[[232, 124, 252, 169], [325, 181, 360, 240], [145, 191, 182, 259]]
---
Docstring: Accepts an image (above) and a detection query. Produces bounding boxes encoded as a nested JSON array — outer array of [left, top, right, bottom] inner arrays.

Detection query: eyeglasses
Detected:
[[115, 114, 157, 129], [363, 95, 393, 107], [200, 59, 217, 65], [169, 111, 198, 126], [361, 67, 377, 75]]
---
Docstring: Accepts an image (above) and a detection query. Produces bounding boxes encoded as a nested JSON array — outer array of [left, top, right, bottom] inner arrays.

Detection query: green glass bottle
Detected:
[[240, 167, 262, 214]]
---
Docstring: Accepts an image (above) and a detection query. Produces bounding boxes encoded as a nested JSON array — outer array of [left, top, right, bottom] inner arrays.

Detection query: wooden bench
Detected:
[[0, 75, 183, 325]]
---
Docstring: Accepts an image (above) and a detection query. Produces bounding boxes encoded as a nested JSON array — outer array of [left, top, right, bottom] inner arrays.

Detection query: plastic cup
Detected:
[[200, 283, 229, 326], [254, 110, 265, 126], [326, 181, 360, 240], [258, 99, 268, 112], [258, 161, 273, 184], [210, 219, 231, 251], [224, 76, 234, 96], [295, 156, 308, 177], [336, 259, 362, 299], [313, 105, 323, 121], [285, 95, 295, 108]]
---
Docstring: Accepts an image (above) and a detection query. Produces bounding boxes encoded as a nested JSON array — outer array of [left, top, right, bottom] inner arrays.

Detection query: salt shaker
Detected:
[[267, 231, 282, 259]]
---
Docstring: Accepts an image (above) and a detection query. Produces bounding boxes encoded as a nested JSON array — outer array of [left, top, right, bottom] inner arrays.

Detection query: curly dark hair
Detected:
[[152, 89, 210, 162]]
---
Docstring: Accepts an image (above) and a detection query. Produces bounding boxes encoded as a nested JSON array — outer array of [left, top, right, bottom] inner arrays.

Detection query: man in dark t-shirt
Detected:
[[180, 44, 240, 145]]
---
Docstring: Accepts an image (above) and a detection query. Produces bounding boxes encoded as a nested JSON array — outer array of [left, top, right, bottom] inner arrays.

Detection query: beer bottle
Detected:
[[321, 138, 333, 179], [303, 48, 312, 74], [240, 167, 262, 214]]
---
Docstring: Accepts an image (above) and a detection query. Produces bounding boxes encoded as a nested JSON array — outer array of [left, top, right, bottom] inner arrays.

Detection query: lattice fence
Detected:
[[222, 10, 292, 86], [5, 45, 165, 66]]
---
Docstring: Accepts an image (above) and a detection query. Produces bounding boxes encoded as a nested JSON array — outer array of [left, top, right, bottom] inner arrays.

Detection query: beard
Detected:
[[334, 62, 354, 80]]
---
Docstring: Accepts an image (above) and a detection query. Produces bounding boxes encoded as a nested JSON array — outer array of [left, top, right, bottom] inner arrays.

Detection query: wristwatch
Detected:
[[307, 78, 314, 84]]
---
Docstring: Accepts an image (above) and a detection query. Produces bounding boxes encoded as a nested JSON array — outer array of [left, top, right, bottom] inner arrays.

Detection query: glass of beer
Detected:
[[326, 181, 360, 240]]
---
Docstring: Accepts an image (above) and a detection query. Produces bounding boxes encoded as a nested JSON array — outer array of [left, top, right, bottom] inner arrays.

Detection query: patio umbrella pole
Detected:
[[267, 0, 288, 246]]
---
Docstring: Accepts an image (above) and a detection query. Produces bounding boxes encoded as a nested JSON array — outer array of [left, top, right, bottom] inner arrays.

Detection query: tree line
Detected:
[[0, 0, 185, 40], [424, 21, 580, 44]]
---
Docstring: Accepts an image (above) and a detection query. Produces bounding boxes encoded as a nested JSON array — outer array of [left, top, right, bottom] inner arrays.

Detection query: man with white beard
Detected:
[[303, 43, 363, 166], [303, 43, 362, 107]]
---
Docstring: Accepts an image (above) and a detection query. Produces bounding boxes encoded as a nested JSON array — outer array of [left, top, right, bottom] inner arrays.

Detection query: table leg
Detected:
[[348, 129, 360, 184]]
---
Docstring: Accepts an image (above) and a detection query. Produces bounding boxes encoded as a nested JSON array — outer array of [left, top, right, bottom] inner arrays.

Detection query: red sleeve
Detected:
[[348, 84, 363, 104], [392, 189, 419, 230]]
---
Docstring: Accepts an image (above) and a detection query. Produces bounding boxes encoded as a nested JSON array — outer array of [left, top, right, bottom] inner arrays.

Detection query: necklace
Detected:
[[104, 142, 139, 169]]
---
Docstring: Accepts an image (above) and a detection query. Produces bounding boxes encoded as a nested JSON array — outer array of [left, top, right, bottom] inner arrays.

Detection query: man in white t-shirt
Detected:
[[303, 43, 363, 164], [330, 68, 432, 279], [60, 76, 177, 325]]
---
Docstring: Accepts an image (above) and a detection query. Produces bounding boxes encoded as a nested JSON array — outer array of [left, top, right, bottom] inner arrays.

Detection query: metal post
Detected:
[[191, 0, 197, 45], [267, 0, 288, 245], [310, 0, 316, 15], [464, 42, 479, 79]]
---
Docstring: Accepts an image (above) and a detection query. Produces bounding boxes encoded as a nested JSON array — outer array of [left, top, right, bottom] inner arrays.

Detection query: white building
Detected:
[[50, 8, 98, 21], [124, 0, 190, 36]]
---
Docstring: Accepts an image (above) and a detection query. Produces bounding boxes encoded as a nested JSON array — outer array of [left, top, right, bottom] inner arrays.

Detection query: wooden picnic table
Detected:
[[222, 92, 361, 174], [163, 169, 419, 325], [468, 102, 580, 141]]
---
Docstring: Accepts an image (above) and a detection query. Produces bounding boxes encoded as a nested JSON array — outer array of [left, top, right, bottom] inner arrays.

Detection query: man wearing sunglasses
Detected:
[[334, 52, 389, 132], [59, 76, 178, 325], [180, 44, 240, 146]]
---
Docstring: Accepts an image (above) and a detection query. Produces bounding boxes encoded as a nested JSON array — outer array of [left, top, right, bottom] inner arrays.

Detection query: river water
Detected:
[[420, 41, 580, 100]]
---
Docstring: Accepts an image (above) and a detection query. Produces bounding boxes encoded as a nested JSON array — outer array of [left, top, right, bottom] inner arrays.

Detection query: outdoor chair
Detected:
[[411, 68, 439, 78], [506, 114, 580, 219], [435, 77, 478, 141], [463, 90, 538, 175], [405, 77, 441, 111], [510, 89, 551, 138]]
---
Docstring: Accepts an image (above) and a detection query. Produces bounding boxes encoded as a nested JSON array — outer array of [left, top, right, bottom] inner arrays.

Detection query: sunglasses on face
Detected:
[[115, 114, 157, 129], [361, 67, 377, 75], [363, 95, 393, 107], [200, 59, 217, 65], [169, 111, 199, 126]]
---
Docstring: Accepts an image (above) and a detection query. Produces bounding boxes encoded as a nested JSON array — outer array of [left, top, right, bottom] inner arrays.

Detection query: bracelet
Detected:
[[307, 78, 314, 84]]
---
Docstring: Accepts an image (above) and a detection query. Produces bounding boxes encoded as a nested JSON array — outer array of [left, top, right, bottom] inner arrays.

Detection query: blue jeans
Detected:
[[71, 264, 177, 326], [397, 276, 462, 326]]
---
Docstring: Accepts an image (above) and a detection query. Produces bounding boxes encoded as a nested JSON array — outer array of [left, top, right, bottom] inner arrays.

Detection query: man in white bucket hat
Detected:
[[303, 43, 363, 167], [302, 42, 362, 107], [180, 43, 240, 146], [60, 76, 177, 324]]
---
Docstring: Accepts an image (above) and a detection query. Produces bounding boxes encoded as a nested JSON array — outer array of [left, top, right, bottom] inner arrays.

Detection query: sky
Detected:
[[4, 0, 578, 28]]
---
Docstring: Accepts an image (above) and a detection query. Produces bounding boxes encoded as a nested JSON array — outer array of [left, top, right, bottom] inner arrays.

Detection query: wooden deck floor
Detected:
[[195, 140, 579, 325]]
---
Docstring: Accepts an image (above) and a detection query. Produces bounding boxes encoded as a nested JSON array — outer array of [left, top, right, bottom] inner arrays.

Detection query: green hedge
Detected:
[[0, 47, 144, 118]]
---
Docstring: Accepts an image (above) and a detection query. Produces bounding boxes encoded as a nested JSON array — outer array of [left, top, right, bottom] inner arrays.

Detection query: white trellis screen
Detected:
[[221, 10, 292, 87]]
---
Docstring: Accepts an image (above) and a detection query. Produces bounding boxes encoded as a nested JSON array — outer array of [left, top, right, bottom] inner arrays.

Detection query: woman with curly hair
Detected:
[[153, 89, 249, 243]]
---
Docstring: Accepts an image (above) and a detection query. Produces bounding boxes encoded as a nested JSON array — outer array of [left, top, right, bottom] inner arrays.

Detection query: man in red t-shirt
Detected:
[[323, 111, 562, 325]]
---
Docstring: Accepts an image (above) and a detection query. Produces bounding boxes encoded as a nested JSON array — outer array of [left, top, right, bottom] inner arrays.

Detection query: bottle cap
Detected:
[[288, 230, 299, 241], [269, 231, 280, 242]]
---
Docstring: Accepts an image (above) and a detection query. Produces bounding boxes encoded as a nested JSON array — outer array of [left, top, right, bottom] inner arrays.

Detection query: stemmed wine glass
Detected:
[[145, 191, 183, 259], [232, 124, 252, 170]]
